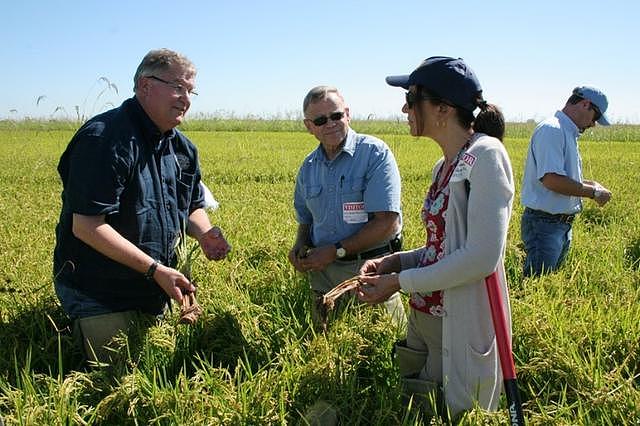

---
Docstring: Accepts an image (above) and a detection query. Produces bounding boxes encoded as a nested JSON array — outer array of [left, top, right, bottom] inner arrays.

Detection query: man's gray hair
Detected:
[[303, 86, 344, 115], [133, 48, 196, 91]]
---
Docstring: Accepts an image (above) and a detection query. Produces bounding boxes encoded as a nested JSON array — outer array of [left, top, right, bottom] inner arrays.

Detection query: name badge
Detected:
[[450, 152, 476, 182], [343, 202, 368, 224]]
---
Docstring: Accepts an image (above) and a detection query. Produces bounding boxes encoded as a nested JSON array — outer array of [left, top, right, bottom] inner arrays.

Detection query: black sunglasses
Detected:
[[405, 91, 439, 109], [308, 111, 345, 126], [589, 101, 602, 122]]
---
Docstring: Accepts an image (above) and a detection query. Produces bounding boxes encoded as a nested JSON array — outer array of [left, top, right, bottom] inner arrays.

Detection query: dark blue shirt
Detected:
[[53, 97, 205, 316]]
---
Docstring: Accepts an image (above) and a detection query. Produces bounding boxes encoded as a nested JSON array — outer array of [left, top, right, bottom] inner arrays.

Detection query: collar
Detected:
[[555, 110, 580, 139], [341, 128, 357, 156], [127, 97, 176, 149], [310, 127, 356, 162]]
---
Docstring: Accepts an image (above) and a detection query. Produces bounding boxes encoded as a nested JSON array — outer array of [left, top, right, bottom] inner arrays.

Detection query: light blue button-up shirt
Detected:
[[521, 111, 583, 214], [294, 128, 402, 247]]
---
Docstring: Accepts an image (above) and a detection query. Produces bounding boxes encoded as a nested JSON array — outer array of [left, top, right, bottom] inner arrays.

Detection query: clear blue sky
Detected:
[[4, 0, 639, 123]]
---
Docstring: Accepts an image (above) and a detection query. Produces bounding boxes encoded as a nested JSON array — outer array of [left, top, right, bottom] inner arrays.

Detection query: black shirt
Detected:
[[54, 97, 205, 316]]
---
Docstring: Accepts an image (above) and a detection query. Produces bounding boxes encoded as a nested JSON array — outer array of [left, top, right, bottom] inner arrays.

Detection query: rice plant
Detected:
[[0, 122, 638, 424]]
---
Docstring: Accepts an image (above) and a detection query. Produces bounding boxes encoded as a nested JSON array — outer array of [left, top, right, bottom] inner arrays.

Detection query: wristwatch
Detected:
[[145, 260, 160, 281], [334, 242, 346, 259]]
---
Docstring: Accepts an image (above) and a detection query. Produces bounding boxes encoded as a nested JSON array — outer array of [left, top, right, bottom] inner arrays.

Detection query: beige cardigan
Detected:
[[398, 133, 514, 416]]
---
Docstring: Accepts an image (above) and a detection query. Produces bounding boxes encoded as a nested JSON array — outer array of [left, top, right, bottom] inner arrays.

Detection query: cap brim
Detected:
[[597, 114, 611, 126], [385, 74, 411, 89]]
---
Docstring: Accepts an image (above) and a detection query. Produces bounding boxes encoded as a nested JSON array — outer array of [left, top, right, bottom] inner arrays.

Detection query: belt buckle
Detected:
[[390, 234, 403, 252]]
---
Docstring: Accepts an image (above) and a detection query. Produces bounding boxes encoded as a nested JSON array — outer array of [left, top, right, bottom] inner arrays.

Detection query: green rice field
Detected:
[[0, 119, 638, 425]]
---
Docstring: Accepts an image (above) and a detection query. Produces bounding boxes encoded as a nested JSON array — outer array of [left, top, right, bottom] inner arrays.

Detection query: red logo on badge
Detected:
[[462, 152, 476, 166], [344, 202, 364, 211]]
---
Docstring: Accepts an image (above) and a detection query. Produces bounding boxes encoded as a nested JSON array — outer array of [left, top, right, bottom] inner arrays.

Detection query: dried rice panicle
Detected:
[[322, 276, 362, 310]]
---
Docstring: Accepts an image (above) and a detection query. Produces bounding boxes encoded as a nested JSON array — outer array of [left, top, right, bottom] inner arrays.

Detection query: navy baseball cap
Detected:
[[386, 56, 483, 112], [573, 86, 611, 126]]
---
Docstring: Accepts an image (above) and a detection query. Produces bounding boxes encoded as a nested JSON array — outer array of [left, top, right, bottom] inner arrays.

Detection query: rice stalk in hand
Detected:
[[315, 275, 363, 332], [179, 291, 203, 325], [175, 230, 203, 325], [322, 276, 363, 310]]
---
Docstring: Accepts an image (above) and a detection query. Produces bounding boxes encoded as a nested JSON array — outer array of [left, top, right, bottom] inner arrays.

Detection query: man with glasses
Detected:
[[520, 86, 612, 276], [288, 86, 405, 329], [54, 48, 231, 365]]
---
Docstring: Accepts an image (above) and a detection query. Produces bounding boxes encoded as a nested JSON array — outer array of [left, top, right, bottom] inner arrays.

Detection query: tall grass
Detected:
[[0, 122, 638, 424], [2, 119, 640, 142]]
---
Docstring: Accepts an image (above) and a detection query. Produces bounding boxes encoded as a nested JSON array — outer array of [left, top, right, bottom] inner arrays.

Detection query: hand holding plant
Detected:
[[356, 273, 401, 305], [358, 254, 401, 276], [153, 264, 195, 303], [175, 228, 206, 325], [198, 226, 231, 260]]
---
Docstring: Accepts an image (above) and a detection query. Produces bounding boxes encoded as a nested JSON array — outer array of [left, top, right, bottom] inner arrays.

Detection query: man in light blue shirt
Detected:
[[289, 86, 405, 328], [521, 86, 612, 276]]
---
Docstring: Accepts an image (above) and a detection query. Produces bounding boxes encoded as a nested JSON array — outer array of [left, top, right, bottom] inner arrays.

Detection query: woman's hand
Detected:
[[359, 253, 401, 275], [356, 273, 401, 304]]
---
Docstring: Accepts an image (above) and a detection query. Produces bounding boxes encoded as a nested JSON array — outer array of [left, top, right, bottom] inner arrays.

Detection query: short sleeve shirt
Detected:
[[53, 97, 205, 315], [293, 129, 402, 247], [521, 111, 583, 214]]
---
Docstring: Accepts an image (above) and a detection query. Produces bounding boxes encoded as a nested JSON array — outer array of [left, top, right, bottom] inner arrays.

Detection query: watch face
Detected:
[[336, 247, 347, 258]]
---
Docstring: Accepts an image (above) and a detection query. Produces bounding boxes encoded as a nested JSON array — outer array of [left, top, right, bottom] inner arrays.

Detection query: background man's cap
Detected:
[[573, 86, 611, 126], [386, 56, 482, 112]]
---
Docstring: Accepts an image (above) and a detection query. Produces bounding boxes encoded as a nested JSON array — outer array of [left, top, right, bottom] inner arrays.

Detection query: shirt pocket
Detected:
[[304, 184, 324, 221], [340, 177, 365, 203], [176, 172, 195, 212]]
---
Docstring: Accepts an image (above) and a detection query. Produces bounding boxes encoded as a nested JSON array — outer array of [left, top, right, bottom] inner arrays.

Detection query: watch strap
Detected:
[[145, 260, 160, 280]]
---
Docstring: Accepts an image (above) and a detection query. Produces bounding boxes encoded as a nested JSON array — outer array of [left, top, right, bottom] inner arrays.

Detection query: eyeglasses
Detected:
[[589, 101, 602, 122], [308, 111, 345, 126], [405, 91, 437, 109], [148, 75, 198, 97]]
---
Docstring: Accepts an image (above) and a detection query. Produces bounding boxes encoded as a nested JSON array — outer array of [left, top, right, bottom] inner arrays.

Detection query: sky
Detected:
[[4, 0, 639, 123]]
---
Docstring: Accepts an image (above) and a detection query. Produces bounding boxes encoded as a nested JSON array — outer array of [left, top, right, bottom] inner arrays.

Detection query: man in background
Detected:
[[521, 86, 612, 276], [54, 48, 231, 364], [288, 86, 405, 328]]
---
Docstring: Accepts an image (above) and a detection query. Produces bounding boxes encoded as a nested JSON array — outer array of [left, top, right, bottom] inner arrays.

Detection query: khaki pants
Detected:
[[74, 310, 156, 365], [309, 259, 406, 330], [395, 310, 445, 417], [405, 308, 443, 382]]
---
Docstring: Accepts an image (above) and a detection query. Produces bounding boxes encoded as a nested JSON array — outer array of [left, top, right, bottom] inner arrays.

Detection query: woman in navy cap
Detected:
[[357, 57, 515, 418]]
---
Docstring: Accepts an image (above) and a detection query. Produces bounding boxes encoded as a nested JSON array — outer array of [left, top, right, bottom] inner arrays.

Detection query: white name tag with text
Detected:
[[343, 202, 368, 224], [450, 152, 477, 182]]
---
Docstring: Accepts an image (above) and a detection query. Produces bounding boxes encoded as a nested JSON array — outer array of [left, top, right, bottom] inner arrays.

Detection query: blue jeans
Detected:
[[521, 208, 573, 276], [55, 280, 116, 319], [55, 279, 167, 319]]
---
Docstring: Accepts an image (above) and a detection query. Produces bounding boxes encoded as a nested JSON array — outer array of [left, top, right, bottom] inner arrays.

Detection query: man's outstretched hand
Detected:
[[199, 226, 231, 260]]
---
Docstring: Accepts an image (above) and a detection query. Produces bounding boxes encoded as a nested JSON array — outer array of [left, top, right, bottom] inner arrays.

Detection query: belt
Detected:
[[341, 234, 403, 261], [525, 207, 575, 224]]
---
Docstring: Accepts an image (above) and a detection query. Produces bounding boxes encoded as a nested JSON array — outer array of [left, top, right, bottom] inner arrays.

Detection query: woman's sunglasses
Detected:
[[405, 91, 440, 109]]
